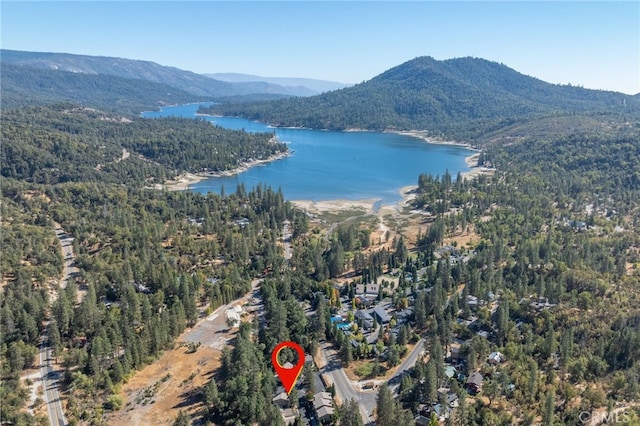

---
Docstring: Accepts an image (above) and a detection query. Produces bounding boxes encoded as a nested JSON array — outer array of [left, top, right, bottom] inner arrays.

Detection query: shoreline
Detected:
[[290, 184, 419, 216], [389, 130, 498, 182], [389, 130, 495, 181], [388, 130, 479, 150], [154, 150, 290, 191]]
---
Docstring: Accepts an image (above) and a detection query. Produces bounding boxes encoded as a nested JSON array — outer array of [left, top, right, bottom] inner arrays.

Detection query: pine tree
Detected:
[[376, 383, 395, 426], [339, 399, 363, 426], [423, 359, 438, 404]]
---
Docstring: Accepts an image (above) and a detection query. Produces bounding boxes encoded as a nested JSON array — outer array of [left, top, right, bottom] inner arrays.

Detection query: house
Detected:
[[446, 392, 459, 408], [373, 306, 390, 324], [529, 297, 557, 311], [415, 414, 432, 426], [366, 331, 379, 345], [355, 295, 375, 308], [281, 407, 297, 425], [437, 387, 450, 399], [234, 217, 250, 227], [571, 220, 587, 231], [444, 365, 458, 380], [272, 390, 290, 408], [466, 295, 479, 308], [433, 403, 452, 422], [456, 316, 478, 329], [187, 217, 204, 226], [477, 330, 491, 340], [133, 282, 151, 294], [449, 344, 461, 361], [487, 351, 505, 365], [395, 308, 413, 324], [466, 371, 484, 393], [355, 310, 374, 329], [313, 392, 333, 410], [313, 392, 334, 422], [316, 405, 334, 423]]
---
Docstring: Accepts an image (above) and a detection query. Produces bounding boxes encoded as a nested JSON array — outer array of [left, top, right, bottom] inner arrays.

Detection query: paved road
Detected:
[[39, 335, 68, 426], [53, 224, 81, 302], [388, 338, 426, 393], [320, 343, 377, 424], [36, 223, 80, 426], [320, 338, 426, 425]]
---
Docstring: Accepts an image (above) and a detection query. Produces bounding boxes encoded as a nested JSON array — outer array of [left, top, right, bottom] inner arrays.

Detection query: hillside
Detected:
[[0, 63, 203, 114], [204, 56, 640, 138], [0, 105, 285, 185], [0, 49, 312, 98]]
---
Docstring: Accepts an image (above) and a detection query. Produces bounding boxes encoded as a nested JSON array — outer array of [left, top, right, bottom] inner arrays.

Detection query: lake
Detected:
[[142, 104, 473, 204]]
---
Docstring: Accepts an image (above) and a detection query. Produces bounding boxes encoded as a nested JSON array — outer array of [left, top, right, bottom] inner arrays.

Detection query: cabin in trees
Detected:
[[355, 309, 375, 329], [373, 306, 390, 324], [466, 371, 484, 394], [272, 390, 289, 408], [487, 351, 505, 365], [313, 391, 334, 423], [281, 408, 297, 425]]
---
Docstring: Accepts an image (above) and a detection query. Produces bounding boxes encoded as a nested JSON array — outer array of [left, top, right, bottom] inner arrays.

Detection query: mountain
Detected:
[[204, 56, 640, 137], [0, 49, 312, 98], [0, 63, 204, 114], [206, 73, 351, 94]]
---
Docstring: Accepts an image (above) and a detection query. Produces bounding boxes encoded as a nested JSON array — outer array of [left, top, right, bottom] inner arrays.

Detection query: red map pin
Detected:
[[271, 341, 305, 394]]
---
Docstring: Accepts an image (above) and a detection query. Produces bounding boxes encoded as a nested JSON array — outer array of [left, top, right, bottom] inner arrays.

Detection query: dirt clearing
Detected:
[[108, 345, 221, 426]]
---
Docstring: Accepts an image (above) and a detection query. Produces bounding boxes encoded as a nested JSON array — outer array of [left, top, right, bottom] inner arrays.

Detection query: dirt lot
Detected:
[[107, 281, 262, 425], [108, 345, 221, 426]]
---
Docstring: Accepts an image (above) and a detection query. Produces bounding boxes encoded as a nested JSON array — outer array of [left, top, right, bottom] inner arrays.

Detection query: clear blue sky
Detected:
[[2, 1, 639, 94]]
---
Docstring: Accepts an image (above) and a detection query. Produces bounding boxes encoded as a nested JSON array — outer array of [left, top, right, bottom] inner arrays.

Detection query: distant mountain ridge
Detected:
[[205, 73, 351, 94], [206, 56, 640, 137], [0, 49, 316, 98], [1, 62, 204, 114]]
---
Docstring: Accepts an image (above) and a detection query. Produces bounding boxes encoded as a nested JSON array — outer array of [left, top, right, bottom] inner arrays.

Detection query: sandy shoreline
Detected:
[[391, 130, 478, 149], [290, 199, 379, 214], [460, 151, 496, 180], [390, 130, 494, 181], [291, 185, 419, 216], [154, 150, 290, 191]]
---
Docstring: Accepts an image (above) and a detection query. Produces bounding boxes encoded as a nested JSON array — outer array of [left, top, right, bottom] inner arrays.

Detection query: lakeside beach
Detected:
[[291, 184, 419, 216], [156, 150, 290, 191]]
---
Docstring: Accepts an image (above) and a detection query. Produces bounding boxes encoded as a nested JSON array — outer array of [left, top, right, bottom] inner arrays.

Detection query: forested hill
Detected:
[[1, 63, 204, 114], [204, 56, 640, 137], [1, 105, 286, 185], [0, 49, 314, 98]]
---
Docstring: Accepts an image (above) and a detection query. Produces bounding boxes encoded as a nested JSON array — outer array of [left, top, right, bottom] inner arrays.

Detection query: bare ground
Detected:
[[108, 345, 221, 426]]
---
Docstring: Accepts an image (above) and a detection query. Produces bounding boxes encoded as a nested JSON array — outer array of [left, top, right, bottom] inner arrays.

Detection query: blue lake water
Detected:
[[142, 104, 473, 204]]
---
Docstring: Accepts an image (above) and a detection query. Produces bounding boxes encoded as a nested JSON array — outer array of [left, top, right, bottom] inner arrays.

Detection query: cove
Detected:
[[142, 104, 473, 204]]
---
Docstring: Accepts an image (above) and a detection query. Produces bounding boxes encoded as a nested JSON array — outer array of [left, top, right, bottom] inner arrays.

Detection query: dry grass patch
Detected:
[[443, 225, 480, 249], [108, 345, 221, 426]]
